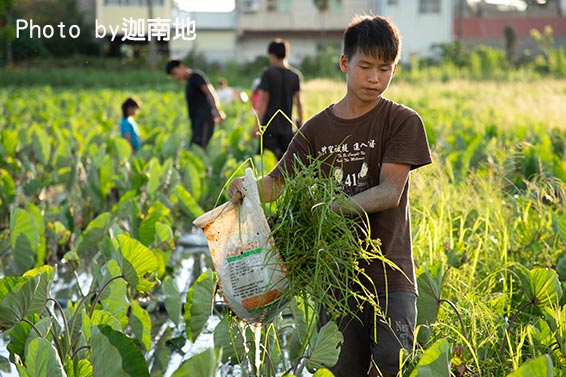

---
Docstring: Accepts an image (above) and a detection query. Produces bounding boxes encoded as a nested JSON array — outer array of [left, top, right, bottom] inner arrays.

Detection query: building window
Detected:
[[419, 0, 440, 13], [267, 0, 291, 12]]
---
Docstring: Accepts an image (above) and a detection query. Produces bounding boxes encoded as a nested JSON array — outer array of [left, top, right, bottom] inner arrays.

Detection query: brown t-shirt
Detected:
[[269, 98, 432, 294]]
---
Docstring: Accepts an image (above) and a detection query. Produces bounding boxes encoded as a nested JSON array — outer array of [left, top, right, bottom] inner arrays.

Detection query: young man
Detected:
[[230, 15, 432, 376], [165, 59, 225, 149], [255, 39, 303, 160]]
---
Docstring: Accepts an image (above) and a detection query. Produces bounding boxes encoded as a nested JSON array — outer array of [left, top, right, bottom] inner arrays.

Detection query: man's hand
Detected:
[[212, 108, 226, 124], [228, 177, 244, 203]]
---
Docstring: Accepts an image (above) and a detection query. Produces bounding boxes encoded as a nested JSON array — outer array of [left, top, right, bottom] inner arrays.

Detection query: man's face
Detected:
[[169, 65, 187, 82], [339, 50, 396, 103]]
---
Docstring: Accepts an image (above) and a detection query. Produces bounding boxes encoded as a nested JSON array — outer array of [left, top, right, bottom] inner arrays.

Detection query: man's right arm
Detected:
[[229, 174, 284, 204]]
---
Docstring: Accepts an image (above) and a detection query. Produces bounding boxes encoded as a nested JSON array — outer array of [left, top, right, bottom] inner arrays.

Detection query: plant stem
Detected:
[[439, 298, 469, 343], [88, 275, 125, 318], [499, 300, 533, 356]]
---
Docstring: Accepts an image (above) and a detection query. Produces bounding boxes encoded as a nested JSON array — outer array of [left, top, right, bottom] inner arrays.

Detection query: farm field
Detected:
[[0, 77, 565, 376]]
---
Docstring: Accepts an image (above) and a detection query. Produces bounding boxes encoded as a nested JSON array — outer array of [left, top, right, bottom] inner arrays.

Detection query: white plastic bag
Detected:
[[193, 168, 288, 323]]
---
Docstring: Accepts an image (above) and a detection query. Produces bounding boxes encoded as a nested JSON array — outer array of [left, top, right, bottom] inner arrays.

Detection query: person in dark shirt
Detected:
[[230, 15, 432, 377], [255, 39, 303, 160], [165, 59, 225, 149]]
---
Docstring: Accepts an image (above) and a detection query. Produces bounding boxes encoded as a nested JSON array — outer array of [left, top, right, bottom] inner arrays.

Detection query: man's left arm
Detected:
[[333, 162, 411, 215], [293, 90, 303, 129], [201, 83, 225, 123]]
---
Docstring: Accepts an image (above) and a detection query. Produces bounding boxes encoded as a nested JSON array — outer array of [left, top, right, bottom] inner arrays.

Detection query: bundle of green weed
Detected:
[[267, 157, 384, 320]]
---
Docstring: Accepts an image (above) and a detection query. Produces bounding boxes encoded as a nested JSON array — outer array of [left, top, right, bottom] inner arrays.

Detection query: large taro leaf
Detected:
[[115, 234, 158, 293], [306, 321, 343, 371], [213, 315, 246, 364], [21, 338, 65, 377], [76, 212, 112, 262], [507, 354, 553, 377], [147, 158, 172, 199], [184, 269, 216, 342], [98, 260, 129, 329], [162, 276, 181, 327], [91, 325, 150, 377], [10, 206, 45, 274], [30, 125, 51, 166], [128, 300, 151, 352], [409, 338, 451, 377], [517, 266, 563, 309], [22, 265, 55, 315], [0, 276, 40, 330], [171, 347, 220, 377], [416, 262, 444, 343], [170, 184, 204, 219]]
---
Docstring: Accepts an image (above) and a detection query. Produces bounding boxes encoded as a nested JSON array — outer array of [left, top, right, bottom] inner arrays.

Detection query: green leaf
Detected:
[[306, 321, 343, 370], [313, 368, 335, 377], [409, 338, 451, 377], [163, 276, 181, 327], [90, 310, 122, 332], [155, 221, 174, 246], [112, 138, 133, 160], [519, 267, 563, 308], [184, 269, 216, 342], [115, 234, 158, 292], [23, 338, 65, 377], [1, 129, 19, 155], [553, 212, 566, 243], [556, 255, 566, 281], [91, 325, 150, 377], [171, 347, 220, 377], [416, 262, 444, 343], [0, 168, 16, 209], [0, 276, 39, 330], [507, 354, 553, 377], [171, 184, 204, 219], [7, 317, 34, 363], [129, 300, 152, 352], [64, 357, 92, 377], [30, 125, 51, 166], [10, 207, 45, 274], [76, 212, 112, 262], [139, 208, 159, 247], [213, 315, 245, 364], [22, 265, 55, 315], [147, 157, 168, 198], [149, 327, 175, 375], [99, 260, 129, 329]]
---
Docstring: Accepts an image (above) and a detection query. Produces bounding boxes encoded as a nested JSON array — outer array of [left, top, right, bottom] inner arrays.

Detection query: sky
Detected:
[[174, 0, 236, 12]]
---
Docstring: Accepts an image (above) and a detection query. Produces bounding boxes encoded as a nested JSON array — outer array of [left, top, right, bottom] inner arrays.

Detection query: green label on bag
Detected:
[[227, 247, 263, 262]]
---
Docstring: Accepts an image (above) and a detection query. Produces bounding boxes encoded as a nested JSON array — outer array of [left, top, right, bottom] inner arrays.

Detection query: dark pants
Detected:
[[259, 131, 294, 160], [190, 113, 215, 149], [319, 292, 417, 376]]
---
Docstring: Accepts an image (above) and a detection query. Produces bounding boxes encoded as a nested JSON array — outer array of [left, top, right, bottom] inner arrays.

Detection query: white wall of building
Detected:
[[382, 0, 453, 62]]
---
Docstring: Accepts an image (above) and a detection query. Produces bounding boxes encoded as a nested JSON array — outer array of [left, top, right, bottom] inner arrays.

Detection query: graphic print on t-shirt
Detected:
[[321, 139, 379, 197]]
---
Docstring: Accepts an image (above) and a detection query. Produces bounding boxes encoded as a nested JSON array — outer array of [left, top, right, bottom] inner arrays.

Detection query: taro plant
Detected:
[[1, 232, 160, 376]]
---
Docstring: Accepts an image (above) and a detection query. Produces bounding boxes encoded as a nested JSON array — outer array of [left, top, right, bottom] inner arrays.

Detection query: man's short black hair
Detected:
[[165, 59, 183, 75], [343, 15, 401, 64], [267, 39, 288, 60]]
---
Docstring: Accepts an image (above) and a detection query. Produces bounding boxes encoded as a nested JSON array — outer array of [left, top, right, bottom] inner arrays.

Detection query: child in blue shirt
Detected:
[[120, 97, 142, 152]]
